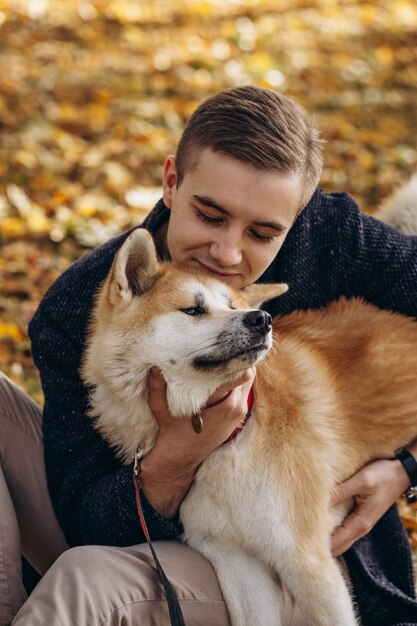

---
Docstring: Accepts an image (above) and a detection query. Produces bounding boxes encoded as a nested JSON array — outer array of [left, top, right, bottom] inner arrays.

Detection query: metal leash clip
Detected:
[[133, 446, 145, 477]]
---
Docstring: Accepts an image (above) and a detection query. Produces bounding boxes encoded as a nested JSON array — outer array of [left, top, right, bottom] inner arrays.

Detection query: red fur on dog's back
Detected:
[[255, 297, 417, 501]]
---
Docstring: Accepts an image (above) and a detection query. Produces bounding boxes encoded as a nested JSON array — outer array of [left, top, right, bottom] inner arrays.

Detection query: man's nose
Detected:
[[209, 236, 243, 266]]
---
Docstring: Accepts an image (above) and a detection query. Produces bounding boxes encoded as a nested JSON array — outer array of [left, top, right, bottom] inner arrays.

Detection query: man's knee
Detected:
[[48, 544, 162, 597], [18, 543, 231, 626], [50, 545, 107, 583]]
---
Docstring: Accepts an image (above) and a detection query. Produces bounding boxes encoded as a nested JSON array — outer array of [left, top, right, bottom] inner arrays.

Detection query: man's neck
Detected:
[[153, 216, 170, 261]]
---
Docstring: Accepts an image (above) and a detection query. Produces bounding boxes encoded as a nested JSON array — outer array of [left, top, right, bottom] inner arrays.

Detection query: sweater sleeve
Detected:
[[336, 205, 417, 317], [29, 231, 183, 547]]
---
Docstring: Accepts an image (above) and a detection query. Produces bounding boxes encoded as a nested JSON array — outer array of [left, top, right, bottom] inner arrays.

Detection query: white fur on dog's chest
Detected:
[[180, 417, 294, 560]]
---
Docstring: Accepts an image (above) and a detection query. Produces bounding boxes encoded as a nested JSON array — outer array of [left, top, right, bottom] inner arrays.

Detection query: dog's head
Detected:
[[83, 229, 287, 417]]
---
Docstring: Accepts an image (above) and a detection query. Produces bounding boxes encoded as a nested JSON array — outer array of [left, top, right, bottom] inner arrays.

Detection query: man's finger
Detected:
[[331, 510, 373, 556], [236, 367, 256, 386], [331, 522, 355, 557], [330, 473, 363, 506], [212, 368, 255, 398], [149, 367, 165, 388], [148, 367, 169, 413]]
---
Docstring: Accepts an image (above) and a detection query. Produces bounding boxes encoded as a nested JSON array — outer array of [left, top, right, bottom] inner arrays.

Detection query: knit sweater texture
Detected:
[[29, 188, 417, 625]]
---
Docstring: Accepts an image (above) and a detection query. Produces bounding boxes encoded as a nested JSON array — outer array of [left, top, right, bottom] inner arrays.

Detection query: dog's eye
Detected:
[[181, 307, 205, 316]]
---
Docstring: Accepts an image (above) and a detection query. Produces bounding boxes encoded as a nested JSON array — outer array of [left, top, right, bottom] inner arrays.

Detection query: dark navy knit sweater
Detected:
[[29, 188, 417, 625]]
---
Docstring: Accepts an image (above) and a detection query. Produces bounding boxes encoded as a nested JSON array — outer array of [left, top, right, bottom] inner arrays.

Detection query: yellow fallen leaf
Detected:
[[375, 46, 394, 65], [0, 217, 27, 238], [0, 322, 24, 342], [27, 209, 50, 234], [358, 152, 375, 169]]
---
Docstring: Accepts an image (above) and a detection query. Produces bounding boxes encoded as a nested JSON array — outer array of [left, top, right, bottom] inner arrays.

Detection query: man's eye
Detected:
[[195, 208, 222, 224], [250, 230, 275, 243], [181, 307, 205, 316]]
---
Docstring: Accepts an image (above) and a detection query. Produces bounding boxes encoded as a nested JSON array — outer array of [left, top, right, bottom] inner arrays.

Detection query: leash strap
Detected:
[[133, 470, 186, 626]]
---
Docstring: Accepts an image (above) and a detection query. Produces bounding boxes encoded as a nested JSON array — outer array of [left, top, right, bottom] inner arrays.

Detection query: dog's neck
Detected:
[[89, 367, 222, 464], [88, 371, 156, 463]]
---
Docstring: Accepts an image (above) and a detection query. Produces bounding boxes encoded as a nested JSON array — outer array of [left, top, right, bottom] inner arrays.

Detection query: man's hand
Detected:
[[330, 457, 411, 556], [149, 366, 256, 460], [139, 366, 256, 519]]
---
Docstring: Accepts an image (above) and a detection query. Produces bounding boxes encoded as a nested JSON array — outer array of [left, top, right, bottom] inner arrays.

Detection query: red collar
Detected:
[[224, 387, 254, 443]]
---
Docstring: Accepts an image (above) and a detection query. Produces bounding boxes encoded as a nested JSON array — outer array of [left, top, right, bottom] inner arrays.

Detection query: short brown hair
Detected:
[[175, 85, 323, 209]]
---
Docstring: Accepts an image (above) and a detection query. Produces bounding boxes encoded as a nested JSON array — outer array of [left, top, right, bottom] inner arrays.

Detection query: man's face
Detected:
[[162, 149, 304, 289]]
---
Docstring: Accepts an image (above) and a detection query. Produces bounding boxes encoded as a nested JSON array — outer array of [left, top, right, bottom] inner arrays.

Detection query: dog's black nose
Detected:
[[243, 310, 272, 334]]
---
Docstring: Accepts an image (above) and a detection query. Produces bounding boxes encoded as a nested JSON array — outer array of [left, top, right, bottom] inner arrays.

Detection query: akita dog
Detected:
[[376, 173, 417, 235], [82, 228, 417, 626]]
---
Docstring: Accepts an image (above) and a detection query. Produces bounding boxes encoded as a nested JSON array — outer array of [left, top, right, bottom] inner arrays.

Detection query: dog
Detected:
[[81, 208, 417, 626], [376, 173, 417, 235]]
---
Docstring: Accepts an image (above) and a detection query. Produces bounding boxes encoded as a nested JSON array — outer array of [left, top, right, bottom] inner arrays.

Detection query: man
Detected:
[[3, 86, 417, 625]]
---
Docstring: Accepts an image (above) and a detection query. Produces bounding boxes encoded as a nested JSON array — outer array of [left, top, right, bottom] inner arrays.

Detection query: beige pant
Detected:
[[0, 371, 306, 626]]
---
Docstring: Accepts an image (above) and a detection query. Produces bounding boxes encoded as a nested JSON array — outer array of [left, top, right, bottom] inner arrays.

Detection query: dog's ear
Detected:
[[108, 229, 160, 308], [241, 283, 288, 309]]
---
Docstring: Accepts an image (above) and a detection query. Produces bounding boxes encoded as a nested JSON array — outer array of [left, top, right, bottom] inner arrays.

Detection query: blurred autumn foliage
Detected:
[[0, 0, 416, 394]]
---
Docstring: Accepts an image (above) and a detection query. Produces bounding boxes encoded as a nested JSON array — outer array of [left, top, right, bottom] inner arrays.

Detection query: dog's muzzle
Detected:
[[193, 309, 272, 370]]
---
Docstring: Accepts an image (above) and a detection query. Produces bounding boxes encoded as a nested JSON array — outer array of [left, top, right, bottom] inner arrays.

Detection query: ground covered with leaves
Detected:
[[1, 0, 417, 545]]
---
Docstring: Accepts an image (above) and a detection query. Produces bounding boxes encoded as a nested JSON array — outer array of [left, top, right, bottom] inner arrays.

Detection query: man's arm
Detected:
[[36, 321, 182, 546], [346, 211, 417, 318], [331, 210, 417, 555]]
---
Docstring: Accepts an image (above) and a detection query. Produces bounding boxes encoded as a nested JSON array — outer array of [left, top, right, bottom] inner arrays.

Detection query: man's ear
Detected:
[[108, 229, 160, 309], [162, 155, 177, 209], [241, 283, 288, 309]]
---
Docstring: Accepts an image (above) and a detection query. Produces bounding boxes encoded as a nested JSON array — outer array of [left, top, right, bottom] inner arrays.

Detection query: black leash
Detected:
[[133, 452, 186, 626]]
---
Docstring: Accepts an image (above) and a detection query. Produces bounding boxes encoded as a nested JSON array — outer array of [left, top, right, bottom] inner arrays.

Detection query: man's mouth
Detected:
[[197, 261, 240, 281]]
